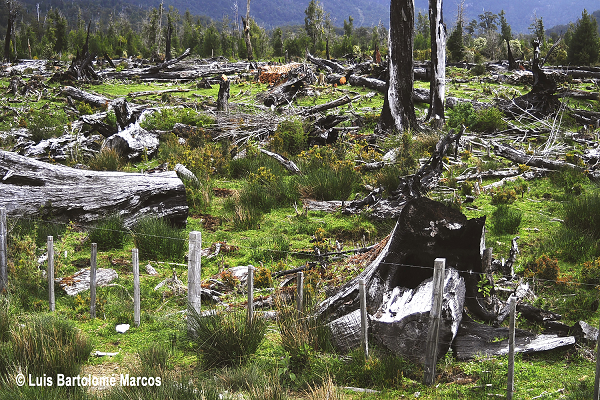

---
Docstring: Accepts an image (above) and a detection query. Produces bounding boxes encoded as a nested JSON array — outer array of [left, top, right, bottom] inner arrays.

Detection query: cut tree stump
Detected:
[[0, 149, 188, 227]]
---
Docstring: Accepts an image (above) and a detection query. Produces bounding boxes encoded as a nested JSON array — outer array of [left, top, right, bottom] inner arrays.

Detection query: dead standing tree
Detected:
[[3, 0, 17, 63], [376, 0, 418, 134], [427, 0, 446, 127], [242, 0, 254, 61]]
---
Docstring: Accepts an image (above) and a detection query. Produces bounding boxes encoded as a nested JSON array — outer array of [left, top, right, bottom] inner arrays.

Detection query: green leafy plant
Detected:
[[580, 257, 600, 285], [447, 102, 477, 129], [140, 108, 215, 131], [270, 118, 307, 156], [28, 112, 68, 143], [472, 107, 507, 132]]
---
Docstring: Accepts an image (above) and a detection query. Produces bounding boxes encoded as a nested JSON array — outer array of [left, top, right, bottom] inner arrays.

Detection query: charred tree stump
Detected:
[[317, 197, 491, 363], [376, 0, 418, 134], [217, 75, 230, 112], [427, 0, 446, 128], [507, 39, 517, 71], [0, 150, 188, 227], [500, 39, 560, 119]]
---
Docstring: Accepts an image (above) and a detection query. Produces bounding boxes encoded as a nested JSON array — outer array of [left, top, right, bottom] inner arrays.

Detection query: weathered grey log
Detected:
[[145, 48, 191, 74], [453, 319, 575, 360], [56, 268, 119, 296], [0, 149, 188, 227], [260, 66, 315, 107], [517, 303, 562, 323], [372, 268, 465, 365], [259, 148, 301, 174], [111, 97, 137, 129], [104, 125, 159, 161], [301, 95, 358, 116], [20, 132, 103, 162], [61, 86, 110, 108], [128, 88, 191, 99], [493, 142, 585, 173], [558, 89, 600, 101]]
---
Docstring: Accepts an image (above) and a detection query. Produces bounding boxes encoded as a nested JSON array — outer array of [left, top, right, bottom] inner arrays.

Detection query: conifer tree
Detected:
[[567, 9, 600, 66]]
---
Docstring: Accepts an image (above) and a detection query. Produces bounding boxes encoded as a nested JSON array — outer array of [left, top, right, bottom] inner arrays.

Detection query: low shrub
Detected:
[[28, 111, 68, 143], [140, 108, 215, 131], [336, 348, 418, 389], [472, 107, 508, 132], [551, 167, 588, 196], [490, 187, 517, 205], [138, 343, 170, 376], [88, 214, 128, 251], [580, 257, 600, 285], [524, 255, 560, 281], [132, 217, 186, 262], [447, 102, 477, 130], [188, 307, 266, 368], [35, 221, 67, 248], [295, 163, 360, 201], [270, 118, 307, 156], [491, 204, 522, 234], [254, 265, 273, 288], [87, 147, 123, 171]]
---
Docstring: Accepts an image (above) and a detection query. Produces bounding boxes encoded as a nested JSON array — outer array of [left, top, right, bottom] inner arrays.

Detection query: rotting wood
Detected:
[[493, 142, 585, 173], [0, 149, 188, 227], [61, 86, 110, 108]]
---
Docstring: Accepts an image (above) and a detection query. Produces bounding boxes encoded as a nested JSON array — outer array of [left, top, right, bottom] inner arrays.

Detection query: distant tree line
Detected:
[[1, 0, 599, 66]]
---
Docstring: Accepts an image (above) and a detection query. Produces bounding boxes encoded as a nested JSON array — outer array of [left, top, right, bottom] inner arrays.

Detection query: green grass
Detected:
[[2, 65, 600, 400]]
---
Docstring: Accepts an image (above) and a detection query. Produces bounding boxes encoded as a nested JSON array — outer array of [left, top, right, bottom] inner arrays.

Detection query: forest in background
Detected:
[[0, 0, 598, 66]]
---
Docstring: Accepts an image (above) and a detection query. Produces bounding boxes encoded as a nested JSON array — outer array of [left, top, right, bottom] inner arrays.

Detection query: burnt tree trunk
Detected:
[[165, 23, 173, 61], [427, 0, 446, 127], [507, 39, 517, 70], [3, 2, 15, 63], [376, 0, 417, 134], [0, 150, 188, 227], [243, 0, 253, 61]]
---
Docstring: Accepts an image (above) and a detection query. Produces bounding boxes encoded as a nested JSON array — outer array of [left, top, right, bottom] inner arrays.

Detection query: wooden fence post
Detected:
[[0, 207, 7, 293], [594, 316, 600, 400], [247, 265, 254, 323], [296, 271, 304, 313], [359, 278, 369, 360], [90, 243, 97, 319], [47, 236, 55, 312], [133, 248, 140, 327], [423, 258, 446, 386], [507, 295, 516, 400], [187, 231, 201, 332]]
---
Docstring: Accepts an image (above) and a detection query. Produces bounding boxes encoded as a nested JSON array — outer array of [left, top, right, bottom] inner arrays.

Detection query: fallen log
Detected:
[[453, 319, 575, 360], [301, 95, 359, 116], [128, 88, 191, 99], [493, 142, 584, 173], [145, 48, 191, 74], [259, 66, 316, 108], [0, 149, 188, 227], [104, 125, 160, 161], [306, 52, 346, 74], [258, 148, 301, 174], [61, 86, 110, 108]]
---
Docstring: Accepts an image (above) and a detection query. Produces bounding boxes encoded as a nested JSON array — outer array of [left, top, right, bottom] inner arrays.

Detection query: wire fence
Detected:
[[1, 209, 600, 398]]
